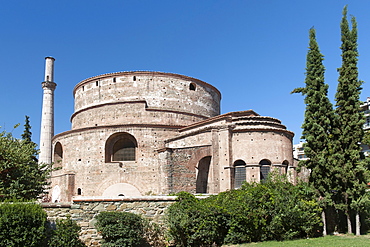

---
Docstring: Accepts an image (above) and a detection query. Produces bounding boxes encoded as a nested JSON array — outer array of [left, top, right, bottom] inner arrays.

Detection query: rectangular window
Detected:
[[234, 166, 246, 189]]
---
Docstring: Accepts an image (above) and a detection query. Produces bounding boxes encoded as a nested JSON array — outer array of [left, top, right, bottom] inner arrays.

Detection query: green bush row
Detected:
[[166, 175, 323, 246]]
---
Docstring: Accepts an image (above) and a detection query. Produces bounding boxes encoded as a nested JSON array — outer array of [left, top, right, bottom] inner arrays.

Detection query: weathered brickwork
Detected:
[[48, 71, 295, 202]]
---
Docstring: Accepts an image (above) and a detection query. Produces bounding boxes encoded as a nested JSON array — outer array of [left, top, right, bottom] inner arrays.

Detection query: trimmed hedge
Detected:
[[0, 202, 48, 247], [96, 211, 145, 247]]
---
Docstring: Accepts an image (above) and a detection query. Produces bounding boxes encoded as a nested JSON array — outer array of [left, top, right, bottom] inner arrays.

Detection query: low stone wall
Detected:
[[42, 196, 177, 246]]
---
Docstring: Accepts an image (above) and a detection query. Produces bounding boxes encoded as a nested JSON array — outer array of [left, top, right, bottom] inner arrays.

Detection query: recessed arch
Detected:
[[233, 160, 246, 189], [105, 132, 137, 162], [51, 185, 61, 203], [102, 183, 141, 197], [53, 142, 63, 167], [196, 156, 212, 193]]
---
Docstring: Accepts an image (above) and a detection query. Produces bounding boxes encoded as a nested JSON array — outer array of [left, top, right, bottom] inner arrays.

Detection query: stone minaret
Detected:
[[39, 57, 56, 164]]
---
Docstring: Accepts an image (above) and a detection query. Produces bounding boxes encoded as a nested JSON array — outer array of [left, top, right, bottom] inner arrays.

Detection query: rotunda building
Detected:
[[48, 71, 295, 202]]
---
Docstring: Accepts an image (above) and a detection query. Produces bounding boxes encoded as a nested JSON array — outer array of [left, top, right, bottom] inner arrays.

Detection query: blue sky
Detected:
[[1, 0, 370, 145]]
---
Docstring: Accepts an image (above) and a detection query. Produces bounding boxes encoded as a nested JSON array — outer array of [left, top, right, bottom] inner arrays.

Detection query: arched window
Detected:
[[105, 133, 137, 162], [113, 138, 136, 161], [196, 156, 212, 193], [234, 160, 246, 189], [260, 159, 271, 183], [53, 142, 63, 167]]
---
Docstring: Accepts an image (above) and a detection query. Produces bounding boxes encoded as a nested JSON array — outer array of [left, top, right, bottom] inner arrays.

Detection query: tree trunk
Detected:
[[347, 211, 352, 234], [322, 210, 327, 236], [355, 211, 360, 235]]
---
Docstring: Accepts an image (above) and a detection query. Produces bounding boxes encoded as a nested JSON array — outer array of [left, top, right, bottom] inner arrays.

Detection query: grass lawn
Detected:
[[224, 234, 370, 247]]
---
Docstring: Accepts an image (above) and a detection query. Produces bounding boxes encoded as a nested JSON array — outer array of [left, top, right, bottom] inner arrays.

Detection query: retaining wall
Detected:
[[42, 196, 177, 246]]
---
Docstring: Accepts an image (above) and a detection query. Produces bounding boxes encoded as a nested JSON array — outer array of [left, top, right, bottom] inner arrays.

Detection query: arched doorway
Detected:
[[196, 156, 212, 193]]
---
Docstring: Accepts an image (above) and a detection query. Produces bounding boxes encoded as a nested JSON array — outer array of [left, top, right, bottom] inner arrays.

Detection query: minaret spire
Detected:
[[39, 57, 56, 164]]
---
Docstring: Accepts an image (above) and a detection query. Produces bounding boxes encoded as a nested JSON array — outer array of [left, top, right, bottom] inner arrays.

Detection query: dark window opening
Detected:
[[189, 83, 196, 91], [113, 138, 136, 161], [77, 188, 82, 195], [113, 77, 116, 82], [105, 133, 138, 163], [234, 160, 246, 189], [82, 86, 84, 91], [196, 156, 211, 193], [96, 81, 99, 86], [53, 142, 63, 168], [133, 76, 136, 81], [260, 159, 271, 183]]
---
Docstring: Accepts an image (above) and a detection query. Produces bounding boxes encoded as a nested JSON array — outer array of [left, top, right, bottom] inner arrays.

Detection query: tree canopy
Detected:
[[0, 117, 52, 201]]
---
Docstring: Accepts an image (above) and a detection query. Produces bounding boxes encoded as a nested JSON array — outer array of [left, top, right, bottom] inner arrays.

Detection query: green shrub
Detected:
[[166, 175, 322, 246], [210, 175, 322, 244], [166, 192, 229, 247], [95, 211, 145, 247], [49, 217, 86, 247], [0, 202, 48, 247]]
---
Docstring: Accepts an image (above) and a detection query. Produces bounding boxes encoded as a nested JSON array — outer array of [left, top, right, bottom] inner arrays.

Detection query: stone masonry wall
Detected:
[[42, 197, 177, 246]]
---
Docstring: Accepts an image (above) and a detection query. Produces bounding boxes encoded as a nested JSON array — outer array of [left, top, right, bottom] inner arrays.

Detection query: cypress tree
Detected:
[[292, 28, 335, 235], [334, 6, 367, 234], [21, 115, 32, 144]]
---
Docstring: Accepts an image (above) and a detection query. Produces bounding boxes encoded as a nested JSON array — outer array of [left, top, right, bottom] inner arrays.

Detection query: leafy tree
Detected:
[[333, 6, 368, 235], [291, 27, 336, 235], [0, 121, 52, 200]]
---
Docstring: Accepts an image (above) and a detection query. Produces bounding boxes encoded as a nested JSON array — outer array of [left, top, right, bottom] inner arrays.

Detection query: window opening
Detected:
[[77, 188, 82, 195], [260, 159, 271, 183], [234, 160, 246, 189], [113, 138, 136, 161], [133, 76, 136, 81], [189, 83, 196, 91], [53, 142, 63, 167]]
